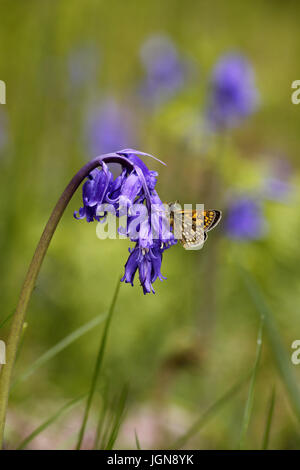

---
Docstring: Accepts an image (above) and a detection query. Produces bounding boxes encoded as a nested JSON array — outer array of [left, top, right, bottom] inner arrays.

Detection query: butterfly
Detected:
[[168, 203, 222, 250]]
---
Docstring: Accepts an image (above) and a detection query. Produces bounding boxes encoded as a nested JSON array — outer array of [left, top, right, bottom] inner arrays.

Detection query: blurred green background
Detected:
[[1, 0, 300, 449]]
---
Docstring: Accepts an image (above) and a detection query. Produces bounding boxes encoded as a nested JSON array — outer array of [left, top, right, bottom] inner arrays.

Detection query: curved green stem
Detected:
[[0, 154, 133, 448]]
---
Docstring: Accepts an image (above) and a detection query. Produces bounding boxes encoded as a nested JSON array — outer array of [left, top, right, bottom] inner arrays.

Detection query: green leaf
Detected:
[[104, 385, 128, 450], [17, 394, 85, 450], [239, 317, 264, 449], [0, 312, 13, 329], [12, 311, 108, 389], [170, 372, 251, 450], [135, 429, 141, 450], [99, 398, 115, 450], [76, 277, 121, 450], [239, 266, 300, 422], [262, 386, 276, 450], [93, 383, 110, 450]]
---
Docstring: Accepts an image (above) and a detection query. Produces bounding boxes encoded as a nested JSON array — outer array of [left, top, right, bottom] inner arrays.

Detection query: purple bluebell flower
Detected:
[[74, 149, 175, 294], [118, 172, 143, 210], [122, 241, 166, 294], [225, 197, 266, 240], [139, 35, 187, 105], [206, 53, 259, 130], [263, 177, 292, 202], [262, 158, 293, 202], [86, 99, 137, 156], [74, 162, 113, 222]]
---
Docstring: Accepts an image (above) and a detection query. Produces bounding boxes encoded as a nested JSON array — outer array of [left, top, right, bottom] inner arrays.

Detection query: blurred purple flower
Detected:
[[86, 99, 137, 156], [74, 149, 175, 294], [139, 35, 187, 104], [263, 177, 292, 202], [225, 197, 266, 240], [262, 158, 293, 202], [206, 53, 259, 130]]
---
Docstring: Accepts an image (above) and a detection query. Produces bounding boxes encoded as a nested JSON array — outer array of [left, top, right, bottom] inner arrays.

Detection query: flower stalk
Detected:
[[0, 153, 134, 448]]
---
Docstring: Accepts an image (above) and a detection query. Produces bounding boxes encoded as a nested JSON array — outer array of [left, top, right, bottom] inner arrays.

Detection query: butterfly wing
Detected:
[[171, 208, 221, 250], [203, 210, 222, 232]]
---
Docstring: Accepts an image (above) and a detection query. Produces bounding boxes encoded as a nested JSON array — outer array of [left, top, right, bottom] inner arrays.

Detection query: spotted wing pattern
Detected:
[[171, 208, 222, 250]]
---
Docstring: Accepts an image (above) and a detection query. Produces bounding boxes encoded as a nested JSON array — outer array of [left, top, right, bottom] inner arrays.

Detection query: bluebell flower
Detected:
[[263, 177, 292, 202], [139, 35, 187, 105], [74, 149, 175, 294], [74, 162, 113, 222], [86, 99, 137, 156], [118, 173, 143, 211], [206, 53, 259, 130], [262, 158, 293, 202], [122, 241, 166, 294], [225, 197, 266, 240]]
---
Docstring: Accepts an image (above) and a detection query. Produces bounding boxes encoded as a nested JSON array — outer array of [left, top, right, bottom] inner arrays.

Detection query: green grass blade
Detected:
[[0, 312, 13, 329], [99, 391, 124, 450], [170, 371, 251, 450], [104, 385, 128, 450], [262, 386, 276, 450], [93, 384, 109, 450], [239, 266, 300, 422], [99, 399, 115, 449], [17, 394, 85, 450], [239, 318, 264, 449], [12, 312, 108, 389], [135, 429, 141, 450], [76, 277, 121, 450]]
